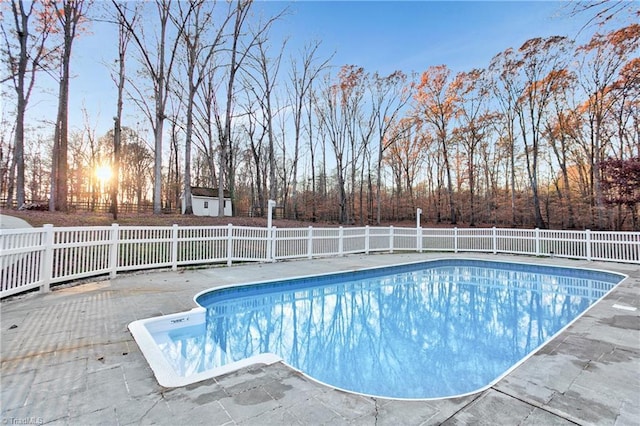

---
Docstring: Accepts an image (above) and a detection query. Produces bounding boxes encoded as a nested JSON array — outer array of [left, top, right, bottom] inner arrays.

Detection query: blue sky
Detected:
[[263, 1, 580, 74], [266, 1, 582, 73], [24, 1, 592, 138]]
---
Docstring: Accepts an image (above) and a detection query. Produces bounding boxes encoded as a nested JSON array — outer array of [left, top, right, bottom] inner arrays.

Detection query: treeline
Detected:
[[1, 1, 639, 229]]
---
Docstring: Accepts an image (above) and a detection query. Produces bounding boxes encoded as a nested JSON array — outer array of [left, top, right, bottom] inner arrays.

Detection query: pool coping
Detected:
[[129, 308, 283, 388]]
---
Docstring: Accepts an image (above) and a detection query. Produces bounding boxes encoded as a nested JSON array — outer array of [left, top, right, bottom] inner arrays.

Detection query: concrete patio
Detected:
[[1, 253, 639, 425]]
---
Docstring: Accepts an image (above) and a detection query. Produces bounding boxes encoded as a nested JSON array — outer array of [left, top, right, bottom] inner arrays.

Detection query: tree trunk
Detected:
[[51, 23, 73, 212], [441, 138, 456, 224], [13, 2, 27, 208]]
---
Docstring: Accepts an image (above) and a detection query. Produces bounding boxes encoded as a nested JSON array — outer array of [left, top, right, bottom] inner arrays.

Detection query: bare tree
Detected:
[[544, 68, 580, 228], [213, 0, 284, 216], [305, 87, 323, 221], [193, 63, 219, 189], [214, 0, 250, 216], [452, 68, 491, 226], [242, 34, 286, 206], [609, 54, 640, 159], [1, 0, 56, 208], [489, 48, 523, 226], [515, 36, 572, 229], [113, 0, 188, 214], [80, 106, 100, 209], [314, 66, 368, 224], [340, 65, 369, 224], [371, 70, 411, 224], [167, 113, 182, 210], [175, 0, 235, 215], [108, 1, 137, 220], [288, 41, 331, 219], [385, 118, 429, 215], [49, 0, 90, 212], [575, 24, 640, 227], [414, 65, 459, 224], [120, 132, 154, 210], [569, 0, 639, 30], [240, 96, 267, 215]]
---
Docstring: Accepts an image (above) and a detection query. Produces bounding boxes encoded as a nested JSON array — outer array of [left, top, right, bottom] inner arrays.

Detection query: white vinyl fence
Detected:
[[1, 224, 638, 298]]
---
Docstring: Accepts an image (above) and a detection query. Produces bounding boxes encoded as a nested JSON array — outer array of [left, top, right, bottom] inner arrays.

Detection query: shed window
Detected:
[[204, 201, 209, 209]]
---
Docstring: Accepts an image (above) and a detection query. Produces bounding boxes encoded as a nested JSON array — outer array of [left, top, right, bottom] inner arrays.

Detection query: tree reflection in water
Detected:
[[158, 261, 619, 398]]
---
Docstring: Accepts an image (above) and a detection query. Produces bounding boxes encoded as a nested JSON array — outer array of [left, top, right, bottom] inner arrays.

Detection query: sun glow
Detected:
[[96, 164, 112, 183]]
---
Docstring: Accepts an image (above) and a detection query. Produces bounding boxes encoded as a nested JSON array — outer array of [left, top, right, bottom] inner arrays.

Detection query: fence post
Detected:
[[171, 224, 179, 271], [338, 227, 344, 256], [267, 199, 276, 229], [535, 228, 540, 256], [40, 224, 54, 293], [307, 226, 313, 259], [270, 226, 277, 262], [415, 208, 422, 252], [267, 200, 276, 263], [227, 223, 233, 266], [365, 226, 370, 254], [492, 227, 497, 255], [389, 226, 394, 253], [586, 229, 592, 261], [109, 224, 120, 279], [454, 227, 458, 253], [266, 225, 272, 262]]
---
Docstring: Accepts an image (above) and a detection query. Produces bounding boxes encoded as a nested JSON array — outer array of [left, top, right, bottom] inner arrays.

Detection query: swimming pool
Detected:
[[129, 259, 625, 398]]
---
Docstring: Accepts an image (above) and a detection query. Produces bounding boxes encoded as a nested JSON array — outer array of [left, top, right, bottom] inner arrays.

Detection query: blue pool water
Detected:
[[152, 260, 623, 399]]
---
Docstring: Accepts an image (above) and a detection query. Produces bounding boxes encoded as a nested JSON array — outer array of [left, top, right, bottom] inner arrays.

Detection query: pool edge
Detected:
[[128, 308, 283, 388]]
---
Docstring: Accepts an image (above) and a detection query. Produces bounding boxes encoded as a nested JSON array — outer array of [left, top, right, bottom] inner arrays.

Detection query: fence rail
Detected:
[[1, 225, 638, 298]]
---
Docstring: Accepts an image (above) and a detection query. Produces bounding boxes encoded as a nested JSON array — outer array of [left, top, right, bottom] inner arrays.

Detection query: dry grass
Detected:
[[0, 208, 324, 228]]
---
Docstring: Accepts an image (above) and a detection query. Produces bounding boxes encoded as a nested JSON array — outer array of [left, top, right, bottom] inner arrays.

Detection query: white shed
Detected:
[[181, 187, 232, 216]]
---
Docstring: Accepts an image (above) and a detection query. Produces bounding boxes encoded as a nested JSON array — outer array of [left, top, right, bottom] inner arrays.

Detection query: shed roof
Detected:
[[190, 187, 231, 198]]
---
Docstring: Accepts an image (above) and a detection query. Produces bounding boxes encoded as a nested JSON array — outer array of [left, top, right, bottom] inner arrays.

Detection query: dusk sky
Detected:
[[22, 1, 598, 138]]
